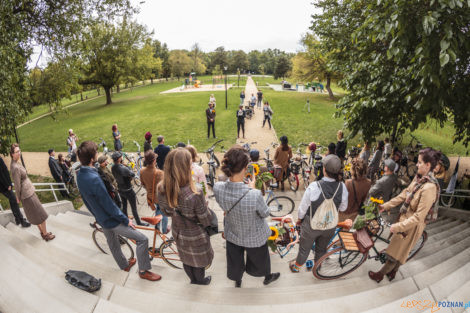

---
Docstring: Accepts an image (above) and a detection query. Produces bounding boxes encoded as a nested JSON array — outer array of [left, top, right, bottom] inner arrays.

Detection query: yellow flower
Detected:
[[253, 164, 260, 176], [370, 197, 384, 204], [268, 226, 279, 241], [357, 144, 361, 148], [344, 164, 351, 171]]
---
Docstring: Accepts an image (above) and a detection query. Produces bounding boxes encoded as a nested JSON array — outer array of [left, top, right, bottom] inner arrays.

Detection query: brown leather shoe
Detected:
[[123, 258, 136, 272], [139, 270, 162, 281], [368, 271, 384, 283]]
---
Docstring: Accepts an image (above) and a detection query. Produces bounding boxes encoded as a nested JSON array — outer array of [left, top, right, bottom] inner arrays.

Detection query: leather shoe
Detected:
[[41, 232, 55, 241], [123, 258, 136, 272], [137, 222, 149, 227], [368, 271, 384, 283], [139, 270, 162, 281], [263, 272, 280, 285], [235, 280, 242, 288], [192, 276, 211, 285], [20, 219, 31, 228]]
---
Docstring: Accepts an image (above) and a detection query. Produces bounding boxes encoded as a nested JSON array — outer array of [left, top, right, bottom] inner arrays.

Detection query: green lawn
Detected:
[[18, 81, 244, 153], [18, 78, 467, 156]]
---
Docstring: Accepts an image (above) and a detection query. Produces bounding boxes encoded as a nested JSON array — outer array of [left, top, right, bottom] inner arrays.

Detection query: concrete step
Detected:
[[414, 247, 470, 290], [414, 227, 470, 260], [429, 263, 470, 302], [93, 299, 142, 313], [442, 281, 470, 313], [0, 225, 115, 300], [0, 237, 99, 313], [426, 222, 470, 244], [426, 220, 464, 236], [400, 236, 470, 278], [5, 223, 129, 286], [361, 288, 435, 313], [109, 277, 419, 313], [424, 217, 454, 230]]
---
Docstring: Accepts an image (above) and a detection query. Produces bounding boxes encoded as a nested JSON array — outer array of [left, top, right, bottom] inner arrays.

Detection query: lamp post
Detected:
[[237, 68, 240, 87], [224, 65, 228, 110]]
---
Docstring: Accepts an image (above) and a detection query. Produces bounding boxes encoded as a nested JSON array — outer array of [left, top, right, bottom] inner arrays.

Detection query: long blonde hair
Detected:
[[158, 148, 198, 208]]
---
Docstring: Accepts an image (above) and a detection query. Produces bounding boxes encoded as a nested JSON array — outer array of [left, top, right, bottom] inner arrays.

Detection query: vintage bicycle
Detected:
[[91, 215, 182, 269]]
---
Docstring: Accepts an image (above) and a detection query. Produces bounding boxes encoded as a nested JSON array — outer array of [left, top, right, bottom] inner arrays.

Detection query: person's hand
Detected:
[[378, 204, 385, 213], [390, 224, 396, 233], [128, 220, 136, 229], [296, 219, 302, 226], [60, 176, 63, 180], [248, 176, 256, 189], [8, 186, 11, 191]]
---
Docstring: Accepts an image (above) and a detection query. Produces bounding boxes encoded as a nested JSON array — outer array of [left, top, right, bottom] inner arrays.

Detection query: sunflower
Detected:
[[370, 197, 384, 204], [344, 164, 351, 172], [268, 226, 279, 241], [252, 164, 260, 176]]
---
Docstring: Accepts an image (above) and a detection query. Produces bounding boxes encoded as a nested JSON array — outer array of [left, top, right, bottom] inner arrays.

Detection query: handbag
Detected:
[[353, 229, 373, 254], [352, 180, 366, 215], [175, 206, 219, 237], [65, 270, 101, 293]]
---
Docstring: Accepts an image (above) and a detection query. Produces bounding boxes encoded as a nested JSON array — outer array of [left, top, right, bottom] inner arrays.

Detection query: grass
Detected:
[[18, 80, 244, 153], [18, 76, 468, 156], [0, 174, 83, 211]]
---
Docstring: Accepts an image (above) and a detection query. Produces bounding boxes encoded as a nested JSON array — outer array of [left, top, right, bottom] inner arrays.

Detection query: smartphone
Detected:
[[247, 164, 254, 177]]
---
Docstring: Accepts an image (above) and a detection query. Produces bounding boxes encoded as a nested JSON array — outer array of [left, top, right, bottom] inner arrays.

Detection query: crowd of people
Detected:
[[0, 121, 445, 288]]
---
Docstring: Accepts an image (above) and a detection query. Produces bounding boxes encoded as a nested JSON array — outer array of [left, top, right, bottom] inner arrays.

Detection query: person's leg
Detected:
[[120, 192, 129, 216], [241, 122, 245, 138], [245, 243, 271, 277], [313, 228, 336, 263], [294, 221, 317, 267], [267, 118, 271, 129], [127, 190, 142, 225], [212, 122, 216, 138], [55, 178, 69, 198], [183, 264, 196, 283], [237, 121, 241, 137], [113, 224, 152, 272], [207, 122, 210, 138], [191, 267, 207, 284], [262, 116, 266, 127], [226, 240, 245, 283], [155, 204, 168, 233], [102, 227, 129, 270], [2, 190, 25, 223]]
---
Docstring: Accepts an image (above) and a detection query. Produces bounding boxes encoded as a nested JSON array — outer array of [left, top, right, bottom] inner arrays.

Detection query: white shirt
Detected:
[[298, 177, 349, 219]]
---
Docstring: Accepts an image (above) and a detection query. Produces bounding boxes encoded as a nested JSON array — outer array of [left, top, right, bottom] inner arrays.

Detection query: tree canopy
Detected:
[[311, 0, 470, 147]]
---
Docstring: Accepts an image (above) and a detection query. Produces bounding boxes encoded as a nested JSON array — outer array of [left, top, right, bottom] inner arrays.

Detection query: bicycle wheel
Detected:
[[288, 173, 299, 192], [440, 193, 456, 208], [406, 231, 427, 261], [92, 229, 134, 259], [313, 246, 367, 280], [207, 166, 215, 187], [268, 196, 295, 217], [159, 239, 183, 269]]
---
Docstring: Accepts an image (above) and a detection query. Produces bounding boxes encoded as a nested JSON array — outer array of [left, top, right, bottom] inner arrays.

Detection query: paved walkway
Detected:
[[236, 77, 279, 152]]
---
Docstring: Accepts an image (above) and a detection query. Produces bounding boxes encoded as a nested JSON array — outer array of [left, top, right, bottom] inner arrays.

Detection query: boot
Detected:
[[368, 271, 384, 283], [20, 219, 31, 228], [386, 269, 397, 282]]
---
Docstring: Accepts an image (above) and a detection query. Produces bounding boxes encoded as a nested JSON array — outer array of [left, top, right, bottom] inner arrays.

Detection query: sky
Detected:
[[132, 0, 315, 53]]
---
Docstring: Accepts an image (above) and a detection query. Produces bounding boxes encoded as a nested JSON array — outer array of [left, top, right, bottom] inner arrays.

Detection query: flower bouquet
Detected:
[[353, 197, 384, 230]]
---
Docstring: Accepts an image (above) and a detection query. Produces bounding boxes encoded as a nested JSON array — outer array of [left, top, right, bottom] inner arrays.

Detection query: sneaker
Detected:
[[139, 270, 162, 281], [263, 272, 280, 285]]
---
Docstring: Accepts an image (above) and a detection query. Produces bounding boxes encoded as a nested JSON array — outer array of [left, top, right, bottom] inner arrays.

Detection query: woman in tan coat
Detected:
[[368, 148, 441, 283], [274, 136, 292, 191], [10, 144, 55, 241]]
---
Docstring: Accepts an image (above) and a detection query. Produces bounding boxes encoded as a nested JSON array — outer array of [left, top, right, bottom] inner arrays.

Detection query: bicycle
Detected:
[[265, 183, 295, 217], [312, 210, 427, 280], [90, 215, 183, 269], [203, 139, 223, 187], [294, 143, 311, 189]]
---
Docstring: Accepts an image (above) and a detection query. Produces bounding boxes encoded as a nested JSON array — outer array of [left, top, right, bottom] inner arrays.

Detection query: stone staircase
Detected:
[[0, 200, 469, 313]]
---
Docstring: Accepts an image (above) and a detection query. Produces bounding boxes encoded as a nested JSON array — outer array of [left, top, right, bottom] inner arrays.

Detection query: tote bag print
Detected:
[[310, 182, 340, 230]]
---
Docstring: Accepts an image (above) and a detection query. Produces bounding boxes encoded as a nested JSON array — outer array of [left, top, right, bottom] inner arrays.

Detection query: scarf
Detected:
[[400, 172, 440, 222]]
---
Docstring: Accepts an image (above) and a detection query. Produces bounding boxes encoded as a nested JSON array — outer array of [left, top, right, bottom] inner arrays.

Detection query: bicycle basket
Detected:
[[290, 163, 301, 175], [366, 219, 380, 236]]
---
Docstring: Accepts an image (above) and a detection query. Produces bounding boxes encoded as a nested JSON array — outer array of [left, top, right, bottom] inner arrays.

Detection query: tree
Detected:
[[292, 34, 336, 99], [78, 19, 151, 105], [0, 0, 134, 154], [311, 0, 470, 147], [153, 40, 171, 80], [168, 50, 192, 80], [230, 50, 249, 73], [210, 46, 228, 70], [274, 55, 291, 80], [248, 50, 261, 74], [188, 43, 207, 75]]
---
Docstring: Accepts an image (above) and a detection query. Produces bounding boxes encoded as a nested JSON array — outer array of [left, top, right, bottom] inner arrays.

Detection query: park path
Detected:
[[236, 76, 279, 152]]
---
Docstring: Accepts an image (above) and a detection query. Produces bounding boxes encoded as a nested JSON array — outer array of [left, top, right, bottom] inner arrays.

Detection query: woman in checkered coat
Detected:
[[158, 148, 214, 285]]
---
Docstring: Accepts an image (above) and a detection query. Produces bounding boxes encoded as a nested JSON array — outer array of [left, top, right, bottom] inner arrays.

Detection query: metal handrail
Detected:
[[12, 182, 69, 203]]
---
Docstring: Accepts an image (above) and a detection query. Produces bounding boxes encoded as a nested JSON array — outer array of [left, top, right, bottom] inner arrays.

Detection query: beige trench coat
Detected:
[[382, 180, 436, 264]]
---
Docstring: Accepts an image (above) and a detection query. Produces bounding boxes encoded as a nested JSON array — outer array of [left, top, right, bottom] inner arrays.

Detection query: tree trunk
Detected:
[[326, 75, 335, 100], [104, 87, 112, 105], [117, 85, 120, 93], [391, 123, 399, 146], [80, 92, 83, 102], [151, 77, 153, 84], [142, 80, 145, 85], [97, 88, 100, 96]]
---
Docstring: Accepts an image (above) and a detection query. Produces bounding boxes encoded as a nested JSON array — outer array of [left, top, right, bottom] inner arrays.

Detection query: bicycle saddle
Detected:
[[141, 215, 163, 225], [271, 216, 293, 223], [337, 220, 352, 230]]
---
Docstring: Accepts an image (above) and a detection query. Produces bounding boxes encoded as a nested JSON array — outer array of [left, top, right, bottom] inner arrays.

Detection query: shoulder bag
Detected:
[[175, 195, 219, 236]]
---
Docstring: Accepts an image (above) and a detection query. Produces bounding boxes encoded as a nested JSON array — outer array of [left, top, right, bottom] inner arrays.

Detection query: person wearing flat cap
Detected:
[[111, 151, 148, 226], [368, 158, 397, 203], [97, 154, 121, 208], [289, 154, 349, 273]]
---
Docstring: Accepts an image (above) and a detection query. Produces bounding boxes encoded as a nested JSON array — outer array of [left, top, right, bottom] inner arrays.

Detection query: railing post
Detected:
[[51, 183, 58, 202], [0, 203, 4, 211]]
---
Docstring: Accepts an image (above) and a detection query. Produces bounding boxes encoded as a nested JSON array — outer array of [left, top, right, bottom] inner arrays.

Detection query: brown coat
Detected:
[[339, 177, 371, 222], [274, 146, 292, 172], [382, 180, 437, 264], [10, 160, 35, 200], [140, 166, 163, 206], [158, 185, 214, 268]]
